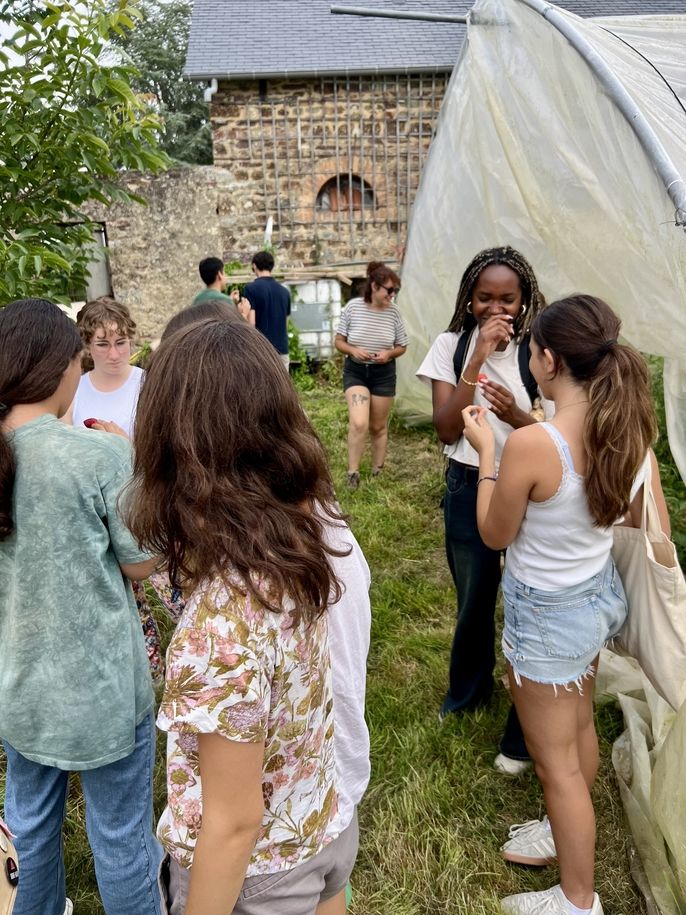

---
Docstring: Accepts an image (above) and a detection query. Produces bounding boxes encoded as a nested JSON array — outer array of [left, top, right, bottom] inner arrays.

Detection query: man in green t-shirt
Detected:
[[192, 256, 234, 306], [192, 257, 251, 319]]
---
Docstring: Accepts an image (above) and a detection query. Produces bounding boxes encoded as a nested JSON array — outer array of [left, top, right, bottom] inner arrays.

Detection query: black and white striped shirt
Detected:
[[336, 298, 408, 363]]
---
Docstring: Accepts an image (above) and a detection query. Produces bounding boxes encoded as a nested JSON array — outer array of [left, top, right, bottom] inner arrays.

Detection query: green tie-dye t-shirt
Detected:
[[0, 415, 153, 770]]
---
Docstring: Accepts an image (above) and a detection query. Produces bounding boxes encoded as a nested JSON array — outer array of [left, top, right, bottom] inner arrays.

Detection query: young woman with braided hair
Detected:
[[416, 246, 546, 771], [463, 295, 669, 914]]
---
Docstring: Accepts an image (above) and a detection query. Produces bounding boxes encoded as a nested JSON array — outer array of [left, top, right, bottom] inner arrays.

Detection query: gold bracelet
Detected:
[[460, 370, 479, 387]]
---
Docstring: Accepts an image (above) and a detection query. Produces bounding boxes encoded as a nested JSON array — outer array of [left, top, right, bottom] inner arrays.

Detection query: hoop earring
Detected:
[[519, 303, 527, 316], [466, 300, 472, 314]]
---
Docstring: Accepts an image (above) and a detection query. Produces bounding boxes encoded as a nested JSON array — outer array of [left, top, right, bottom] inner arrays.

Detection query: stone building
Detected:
[[80, 0, 684, 336], [185, 0, 684, 268], [186, 0, 469, 265]]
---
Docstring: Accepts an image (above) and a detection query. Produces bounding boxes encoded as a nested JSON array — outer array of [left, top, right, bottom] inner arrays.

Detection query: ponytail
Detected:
[[532, 295, 657, 527], [584, 342, 656, 526], [0, 299, 83, 541]]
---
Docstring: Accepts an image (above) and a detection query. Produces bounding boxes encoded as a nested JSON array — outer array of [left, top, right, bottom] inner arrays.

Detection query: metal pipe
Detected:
[[203, 77, 218, 103], [395, 74, 401, 249], [516, 0, 686, 227], [330, 4, 467, 24], [346, 76, 354, 242]]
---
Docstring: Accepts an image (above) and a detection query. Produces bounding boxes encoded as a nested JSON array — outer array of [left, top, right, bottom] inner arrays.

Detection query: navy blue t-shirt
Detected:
[[243, 276, 291, 355]]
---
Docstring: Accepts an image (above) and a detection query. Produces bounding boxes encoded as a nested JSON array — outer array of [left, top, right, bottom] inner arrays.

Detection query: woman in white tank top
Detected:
[[461, 296, 670, 915], [64, 297, 143, 437], [62, 298, 163, 684]]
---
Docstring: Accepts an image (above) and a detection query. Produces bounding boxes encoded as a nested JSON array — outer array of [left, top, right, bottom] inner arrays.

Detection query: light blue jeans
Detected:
[[2, 712, 162, 915]]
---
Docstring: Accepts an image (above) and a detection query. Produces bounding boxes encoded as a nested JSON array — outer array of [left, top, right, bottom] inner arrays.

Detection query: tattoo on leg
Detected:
[[351, 394, 369, 406]]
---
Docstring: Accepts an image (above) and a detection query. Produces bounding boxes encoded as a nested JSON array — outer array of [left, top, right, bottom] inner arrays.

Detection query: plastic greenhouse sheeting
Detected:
[[397, 0, 686, 480], [596, 650, 686, 913]]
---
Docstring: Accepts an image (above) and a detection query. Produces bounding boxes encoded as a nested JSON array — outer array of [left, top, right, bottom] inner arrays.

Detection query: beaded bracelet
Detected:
[[459, 371, 479, 387], [477, 475, 498, 486]]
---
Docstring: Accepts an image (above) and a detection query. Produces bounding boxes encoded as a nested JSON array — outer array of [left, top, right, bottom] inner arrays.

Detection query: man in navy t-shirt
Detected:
[[244, 251, 291, 369]]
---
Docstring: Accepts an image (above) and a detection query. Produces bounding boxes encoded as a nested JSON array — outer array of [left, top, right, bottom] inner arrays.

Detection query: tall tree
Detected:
[[109, 0, 212, 165], [0, 0, 170, 303]]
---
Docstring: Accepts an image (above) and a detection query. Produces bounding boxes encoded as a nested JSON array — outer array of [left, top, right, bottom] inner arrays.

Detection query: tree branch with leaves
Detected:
[[0, 0, 170, 303]]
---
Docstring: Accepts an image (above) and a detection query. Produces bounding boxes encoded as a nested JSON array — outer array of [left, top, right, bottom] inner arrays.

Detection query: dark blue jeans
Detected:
[[443, 460, 529, 760]]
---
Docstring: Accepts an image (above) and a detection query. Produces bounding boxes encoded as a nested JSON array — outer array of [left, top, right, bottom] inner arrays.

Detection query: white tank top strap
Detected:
[[539, 422, 578, 476]]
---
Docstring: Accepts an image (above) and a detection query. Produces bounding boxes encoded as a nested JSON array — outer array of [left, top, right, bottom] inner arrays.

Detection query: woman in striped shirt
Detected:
[[335, 261, 408, 490]]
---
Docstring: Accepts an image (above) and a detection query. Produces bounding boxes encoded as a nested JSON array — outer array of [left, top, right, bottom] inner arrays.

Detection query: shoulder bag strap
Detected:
[[517, 334, 539, 406], [452, 328, 475, 384]]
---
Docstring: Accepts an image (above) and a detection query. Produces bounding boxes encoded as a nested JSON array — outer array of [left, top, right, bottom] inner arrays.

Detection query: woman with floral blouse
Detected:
[[126, 316, 360, 915]]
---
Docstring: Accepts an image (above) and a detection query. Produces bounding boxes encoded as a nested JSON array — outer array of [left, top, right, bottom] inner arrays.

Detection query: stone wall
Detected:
[[211, 73, 450, 266], [84, 165, 234, 338], [81, 75, 449, 335]]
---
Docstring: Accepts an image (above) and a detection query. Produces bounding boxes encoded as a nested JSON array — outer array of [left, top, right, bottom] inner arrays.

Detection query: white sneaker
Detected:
[[501, 884, 604, 914], [500, 816, 557, 866], [64, 899, 74, 915], [494, 753, 533, 776]]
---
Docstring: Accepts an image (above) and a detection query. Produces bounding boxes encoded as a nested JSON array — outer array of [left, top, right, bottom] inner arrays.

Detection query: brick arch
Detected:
[[315, 174, 374, 212]]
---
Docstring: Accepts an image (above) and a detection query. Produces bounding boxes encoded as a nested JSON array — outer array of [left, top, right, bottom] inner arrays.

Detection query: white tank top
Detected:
[[71, 367, 144, 438], [505, 423, 615, 590]]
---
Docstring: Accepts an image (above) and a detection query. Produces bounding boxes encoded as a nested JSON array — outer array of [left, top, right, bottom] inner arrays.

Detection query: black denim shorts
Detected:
[[343, 357, 396, 397]]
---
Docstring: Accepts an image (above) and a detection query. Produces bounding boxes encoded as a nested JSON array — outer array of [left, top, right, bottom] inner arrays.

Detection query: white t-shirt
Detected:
[[416, 331, 545, 467], [71, 367, 144, 438], [324, 518, 372, 835]]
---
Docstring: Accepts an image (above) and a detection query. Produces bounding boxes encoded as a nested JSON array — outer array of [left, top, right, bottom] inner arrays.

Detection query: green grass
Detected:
[[2, 368, 683, 914]]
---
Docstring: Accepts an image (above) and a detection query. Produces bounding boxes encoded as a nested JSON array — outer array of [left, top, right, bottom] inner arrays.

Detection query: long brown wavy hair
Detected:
[[532, 295, 657, 527], [125, 318, 345, 620]]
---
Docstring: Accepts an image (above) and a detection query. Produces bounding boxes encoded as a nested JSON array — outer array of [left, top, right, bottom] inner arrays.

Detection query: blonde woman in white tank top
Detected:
[[462, 296, 670, 915], [62, 297, 142, 436], [61, 298, 165, 683]]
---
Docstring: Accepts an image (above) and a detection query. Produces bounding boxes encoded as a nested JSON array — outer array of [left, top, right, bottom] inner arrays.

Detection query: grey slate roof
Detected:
[[185, 0, 686, 80]]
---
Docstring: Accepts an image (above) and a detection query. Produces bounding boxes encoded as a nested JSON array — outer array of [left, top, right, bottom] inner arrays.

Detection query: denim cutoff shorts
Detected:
[[501, 556, 627, 691]]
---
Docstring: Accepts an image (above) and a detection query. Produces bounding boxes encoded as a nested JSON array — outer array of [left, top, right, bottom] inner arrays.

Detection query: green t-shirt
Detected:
[[0, 415, 153, 770], [191, 289, 234, 306]]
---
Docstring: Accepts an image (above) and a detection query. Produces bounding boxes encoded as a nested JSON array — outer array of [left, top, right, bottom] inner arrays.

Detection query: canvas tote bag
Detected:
[[0, 818, 18, 915], [612, 458, 686, 711]]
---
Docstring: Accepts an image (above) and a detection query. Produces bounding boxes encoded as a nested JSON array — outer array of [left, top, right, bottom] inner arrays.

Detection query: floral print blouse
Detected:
[[156, 574, 338, 876]]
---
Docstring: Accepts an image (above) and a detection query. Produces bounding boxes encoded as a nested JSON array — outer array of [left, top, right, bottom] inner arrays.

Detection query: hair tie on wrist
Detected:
[[460, 371, 479, 387], [477, 474, 498, 486]]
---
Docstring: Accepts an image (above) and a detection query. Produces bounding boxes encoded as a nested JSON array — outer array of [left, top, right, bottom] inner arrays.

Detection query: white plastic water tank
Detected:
[[298, 282, 317, 305]]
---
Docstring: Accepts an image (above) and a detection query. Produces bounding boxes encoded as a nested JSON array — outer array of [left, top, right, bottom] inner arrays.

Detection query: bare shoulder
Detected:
[[506, 422, 555, 454]]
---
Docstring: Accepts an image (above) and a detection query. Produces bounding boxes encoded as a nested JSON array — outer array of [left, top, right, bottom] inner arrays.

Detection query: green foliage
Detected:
[[287, 318, 309, 365], [108, 0, 212, 165], [130, 340, 152, 368], [287, 319, 316, 389], [223, 260, 244, 277], [0, 0, 170, 304]]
